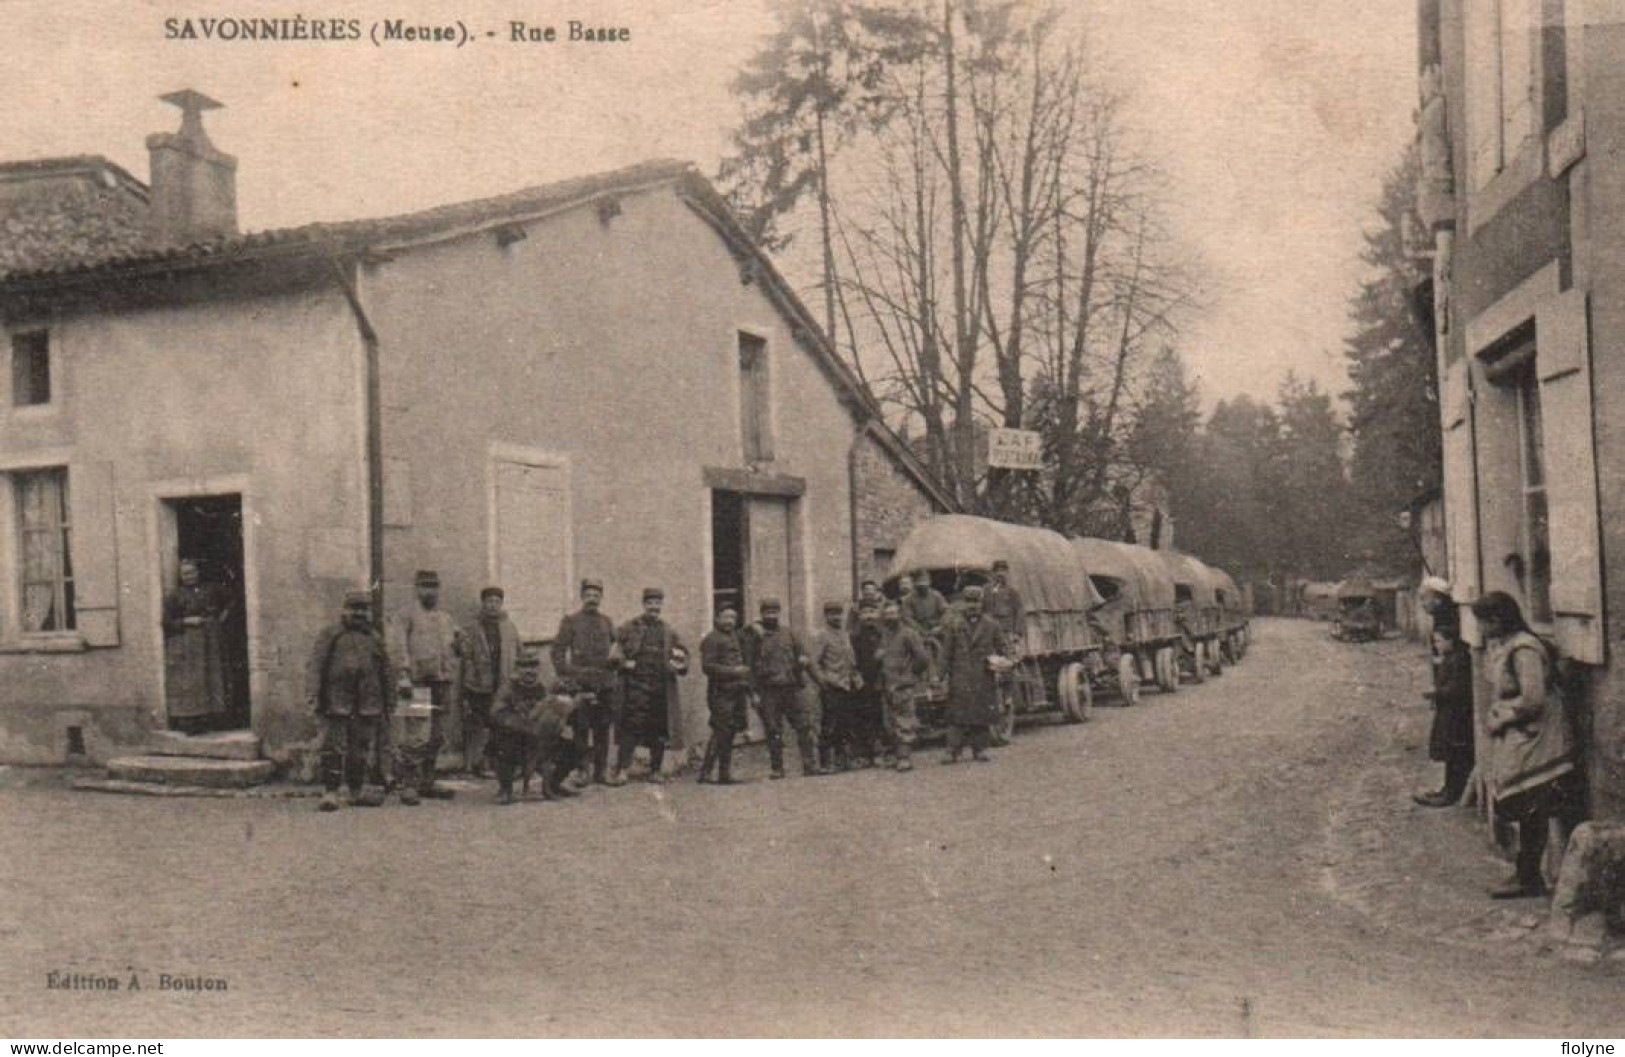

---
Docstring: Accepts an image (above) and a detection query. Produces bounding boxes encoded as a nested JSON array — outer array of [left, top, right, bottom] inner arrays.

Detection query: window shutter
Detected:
[[70, 461, 121, 647], [1536, 290, 1604, 664], [493, 460, 571, 641], [1463, 1, 1504, 190], [1440, 359, 1480, 605]]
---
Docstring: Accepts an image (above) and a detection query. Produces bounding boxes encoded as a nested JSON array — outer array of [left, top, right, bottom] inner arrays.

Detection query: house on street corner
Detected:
[[1414, 1, 1625, 817], [0, 91, 953, 775]]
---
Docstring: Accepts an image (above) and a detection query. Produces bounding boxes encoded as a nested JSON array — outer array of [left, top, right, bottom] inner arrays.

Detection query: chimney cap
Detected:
[[158, 89, 224, 114]]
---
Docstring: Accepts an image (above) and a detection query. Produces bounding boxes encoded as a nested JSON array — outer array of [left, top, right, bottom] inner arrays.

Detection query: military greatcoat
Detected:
[[938, 611, 1010, 727]]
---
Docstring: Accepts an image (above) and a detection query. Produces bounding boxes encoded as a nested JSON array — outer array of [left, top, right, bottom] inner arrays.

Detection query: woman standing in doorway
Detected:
[[1472, 591, 1584, 899], [163, 559, 232, 733]]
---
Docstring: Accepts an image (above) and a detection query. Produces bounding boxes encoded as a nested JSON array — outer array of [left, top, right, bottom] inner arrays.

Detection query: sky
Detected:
[[0, 0, 1416, 408]]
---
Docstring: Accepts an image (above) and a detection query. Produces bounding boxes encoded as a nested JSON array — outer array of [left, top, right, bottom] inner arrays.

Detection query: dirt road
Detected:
[[2, 618, 1620, 1037]]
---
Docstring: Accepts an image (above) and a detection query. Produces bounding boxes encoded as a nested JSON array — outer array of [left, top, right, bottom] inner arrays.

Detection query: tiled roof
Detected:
[[0, 157, 693, 284], [0, 156, 152, 275]]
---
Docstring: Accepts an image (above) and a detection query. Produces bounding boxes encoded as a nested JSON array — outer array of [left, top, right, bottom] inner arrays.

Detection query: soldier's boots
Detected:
[[349, 788, 385, 807], [399, 787, 421, 806], [895, 747, 913, 773], [605, 768, 628, 787], [496, 786, 514, 806], [716, 740, 738, 785], [318, 791, 341, 812]]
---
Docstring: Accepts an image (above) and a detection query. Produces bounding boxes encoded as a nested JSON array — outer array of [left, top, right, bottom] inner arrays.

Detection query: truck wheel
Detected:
[[1190, 643, 1206, 684], [1118, 654, 1140, 706], [1155, 646, 1178, 693], [1057, 661, 1092, 723]]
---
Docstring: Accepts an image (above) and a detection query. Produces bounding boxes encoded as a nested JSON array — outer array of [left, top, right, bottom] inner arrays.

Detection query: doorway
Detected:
[[711, 490, 747, 620], [162, 495, 251, 732], [710, 490, 798, 624]]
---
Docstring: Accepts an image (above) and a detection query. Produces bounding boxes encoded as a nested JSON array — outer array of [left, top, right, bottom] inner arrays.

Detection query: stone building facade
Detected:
[[0, 95, 953, 773], [1415, 1, 1625, 817]]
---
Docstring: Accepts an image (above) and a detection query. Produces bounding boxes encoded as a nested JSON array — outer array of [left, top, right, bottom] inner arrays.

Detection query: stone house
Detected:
[[0, 93, 953, 775], [1414, 2, 1624, 816]]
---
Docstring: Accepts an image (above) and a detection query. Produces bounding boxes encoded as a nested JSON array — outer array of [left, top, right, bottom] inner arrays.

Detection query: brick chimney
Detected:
[[146, 89, 237, 244]]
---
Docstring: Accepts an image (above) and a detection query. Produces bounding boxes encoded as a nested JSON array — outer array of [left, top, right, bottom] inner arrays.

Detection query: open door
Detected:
[[161, 495, 250, 732]]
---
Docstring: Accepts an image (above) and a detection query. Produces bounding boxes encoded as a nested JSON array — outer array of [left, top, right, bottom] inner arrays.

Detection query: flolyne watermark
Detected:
[[1561, 1044, 1616, 1056]]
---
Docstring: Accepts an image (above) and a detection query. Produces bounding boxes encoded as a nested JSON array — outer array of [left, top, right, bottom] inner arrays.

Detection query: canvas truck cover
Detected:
[[888, 515, 1105, 658], [889, 514, 1104, 615], [1070, 538, 1178, 612], [1161, 553, 1218, 608]]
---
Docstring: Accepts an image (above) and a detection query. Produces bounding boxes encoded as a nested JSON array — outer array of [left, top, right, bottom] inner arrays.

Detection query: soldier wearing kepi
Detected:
[[939, 584, 1013, 765], [307, 589, 400, 812], [879, 598, 933, 771], [902, 570, 951, 640], [488, 649, 579, 806], [811, 600, 863, 773], [461, 586, 520, 778], [396, 569, 462, 805], [698, 606, 752, 785], [982, 559, 1026, 642], [743, 597, 817, 779], [850, 598, 887, 766], [551, 577, 619, 786], [611, 588, 687, 785]]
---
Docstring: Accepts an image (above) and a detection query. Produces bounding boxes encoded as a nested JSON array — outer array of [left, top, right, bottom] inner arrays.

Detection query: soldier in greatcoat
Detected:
[[878, 599, 933, 772], [743, 597, 817, 779], [307, 589, 400, 812], [850, 598, 887, 765], [551, 577, 619, 786], [611, 587, 687, 784], [938, 585, 1013, 764], [698, 606, 752, 785], [396, 569, 462, 804], [461, 586, 520, 777], [811, 600, 863, 773]]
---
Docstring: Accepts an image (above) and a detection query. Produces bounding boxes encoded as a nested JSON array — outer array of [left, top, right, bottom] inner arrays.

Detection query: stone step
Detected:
[[105, 755, 276, 789], [145, 730, 261, 761]]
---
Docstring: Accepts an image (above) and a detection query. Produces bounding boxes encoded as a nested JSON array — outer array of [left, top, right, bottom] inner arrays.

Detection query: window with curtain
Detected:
[[17, 468, 74, 633]]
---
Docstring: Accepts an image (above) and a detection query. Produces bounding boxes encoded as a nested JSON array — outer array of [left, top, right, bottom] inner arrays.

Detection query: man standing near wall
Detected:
[[698, 606, 752, 785], [811, 600, 863, 774], [612, 588, 687, 785], [744, 597, 817, 780], [850, 598, 887, 766], [462, 586, 520, 778], [879, 598, 932, 772], [397, 569, 462, 805], [307, 589, 399, 812], [551, 577, 619, 786]]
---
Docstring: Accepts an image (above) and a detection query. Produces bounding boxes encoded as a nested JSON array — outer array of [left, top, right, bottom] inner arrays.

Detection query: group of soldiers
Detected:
[[304, 561, 1027, 811]]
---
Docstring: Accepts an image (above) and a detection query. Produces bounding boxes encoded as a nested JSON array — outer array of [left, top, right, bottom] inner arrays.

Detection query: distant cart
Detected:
[[1068, 536, 1182, 701], [1332, 578, 1384, 642], [1160, 552, 1225, 683], [885, 514, 1105, 741]]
